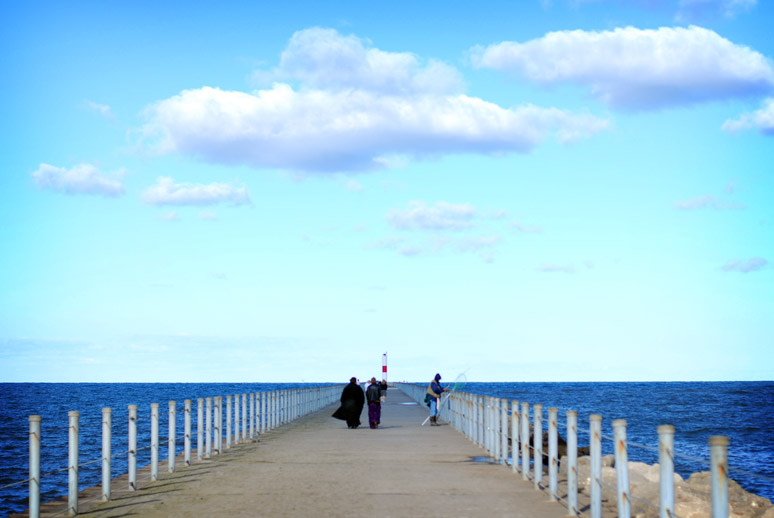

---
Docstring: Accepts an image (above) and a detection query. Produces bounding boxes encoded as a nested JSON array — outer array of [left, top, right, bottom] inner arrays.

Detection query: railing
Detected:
[[397, 382, 770, 518], [22, 385, 341, 517]]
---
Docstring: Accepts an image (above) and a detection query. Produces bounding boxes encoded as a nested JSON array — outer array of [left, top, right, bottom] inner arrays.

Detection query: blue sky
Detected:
[[1, 0, 772, 383]]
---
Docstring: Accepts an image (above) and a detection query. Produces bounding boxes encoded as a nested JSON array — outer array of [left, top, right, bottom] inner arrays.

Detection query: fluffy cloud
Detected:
[[274, 27, 464, 95], [142, 177, 252, 206], [723, 98, 774, 135], [31, 163, 125, 197], [139, 29, 609, 173], [387, 201, 476, 231], [472, 26, 774, 110], [721, 257, 767, 272]]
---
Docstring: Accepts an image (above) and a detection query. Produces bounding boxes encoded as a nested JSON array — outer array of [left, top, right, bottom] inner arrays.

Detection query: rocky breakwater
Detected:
[[564, 454, 774, 518]]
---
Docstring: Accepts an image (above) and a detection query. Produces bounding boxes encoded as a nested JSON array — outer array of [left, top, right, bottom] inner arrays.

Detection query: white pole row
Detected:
[[26, 385, 341, 517], [397, 383, 731, 518]]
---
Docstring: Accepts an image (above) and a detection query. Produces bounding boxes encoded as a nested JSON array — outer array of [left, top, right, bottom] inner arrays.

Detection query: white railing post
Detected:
[[613, 419, 631, 518], [29, 415, 41, 518], [250, 392, 256, 438], [242, 393, 248, 440], [214, 396, 221, 455], [184, 400, 192, 466], [197, 398, 203, 460], [68, 411, 79, 516], [590, 414, 603, 518], [567, 410, 579, 516], [128, 405, 137, 491], [205, 397, 212, 458], [548, 407, 558, 501], [534, 404, 543, 489], [658, 424, 675, 518], [521, 402, 530, 480], [511, 400, 519, 473], [102, 408, 111, 501], [168, 401, 177, 472], [501, 398, 508, 465], [710, 436, 730, 518], [233, 394, 239, 445], [226, 395, 232, 449], [151, 403, 159, 481]]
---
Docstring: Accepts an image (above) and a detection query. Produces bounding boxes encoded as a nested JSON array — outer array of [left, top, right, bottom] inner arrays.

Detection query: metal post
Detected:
[[214, 396, 221, 455], [168, 401, 176, 472], [29, 415, 41, 518], [521, 402, 529, 480], [613, 419, 631, 518], [590, 414, 603, 518], [501, 399, 508, 465], [205, 397, 212, 458], [534, 404, 543, 489], [197, 398, 203, 460], [151, 403, 159, 481], [250, 392, 256, 438], [260, 392, 266, 433], [67, 411, 79, 516], [710, 436, 729, 518], [511, 400, 519, 473], [548, 407, 558, 501], [184, 400, 192, 466], [128, 405, 137, 491], [102, 408, 111, 500], [233, 394, 239, 445], [658, 425, 675, 518], [242, 393, 247, 440], [567, 410, 579, 516], [226, 395, 232, 449]]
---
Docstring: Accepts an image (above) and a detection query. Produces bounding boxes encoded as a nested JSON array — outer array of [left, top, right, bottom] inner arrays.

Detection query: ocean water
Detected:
[[0, 381, 772, 516], [456, 381, 774, 503]]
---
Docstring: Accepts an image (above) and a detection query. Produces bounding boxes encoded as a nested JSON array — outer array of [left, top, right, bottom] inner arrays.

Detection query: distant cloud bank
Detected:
[[31, 163, 125, 197], [472, 26, 774, 110], [139, 28, 609, 173]]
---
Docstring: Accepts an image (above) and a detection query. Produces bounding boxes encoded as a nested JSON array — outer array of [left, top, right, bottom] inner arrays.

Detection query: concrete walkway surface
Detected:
[[34, 389, 577, 518]]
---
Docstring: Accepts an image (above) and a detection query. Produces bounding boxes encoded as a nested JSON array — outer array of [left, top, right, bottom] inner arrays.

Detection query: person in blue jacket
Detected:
[[426, 373, 446, 426]]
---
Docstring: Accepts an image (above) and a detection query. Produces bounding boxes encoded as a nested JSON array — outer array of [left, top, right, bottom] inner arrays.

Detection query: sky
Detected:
[[1, 0, 772, 383]]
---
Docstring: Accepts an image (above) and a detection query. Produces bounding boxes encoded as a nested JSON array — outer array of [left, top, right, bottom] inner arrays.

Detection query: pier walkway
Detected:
[[57, 389, 572, 518]]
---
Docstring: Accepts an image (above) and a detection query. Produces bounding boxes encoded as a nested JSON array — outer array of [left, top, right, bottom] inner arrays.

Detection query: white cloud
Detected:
[[31, 163, 126, 197], [721, 257, 767, 272], [387, 201, 476, 231], [139, 29, 609, 173], [674, 194, 746, 210], [472, 26, 774, 110], [199, 211, 218, 221], [274, 27, 464, 95], [142, 177, 252, 206], [723, 98, 774, 135]]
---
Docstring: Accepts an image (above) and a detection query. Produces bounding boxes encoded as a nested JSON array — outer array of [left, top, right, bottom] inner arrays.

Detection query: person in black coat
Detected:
[[332, 377, 365, 429]]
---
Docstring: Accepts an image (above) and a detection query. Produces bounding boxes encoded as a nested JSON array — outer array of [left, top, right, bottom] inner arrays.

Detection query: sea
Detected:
[[0, 381, 772, 517]]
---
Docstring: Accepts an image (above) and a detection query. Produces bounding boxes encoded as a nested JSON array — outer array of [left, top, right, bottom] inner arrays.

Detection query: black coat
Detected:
[[332, 382, 365, 427]]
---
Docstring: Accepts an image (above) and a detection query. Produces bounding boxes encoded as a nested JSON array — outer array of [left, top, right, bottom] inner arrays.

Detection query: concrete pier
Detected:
[[31, 389, 574, 518]]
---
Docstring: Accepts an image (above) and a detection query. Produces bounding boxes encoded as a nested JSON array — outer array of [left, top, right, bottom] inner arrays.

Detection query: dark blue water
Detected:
[[0, 382, 771, 516], [0, 382, 329, 517], [457, 381, 774, 503]]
